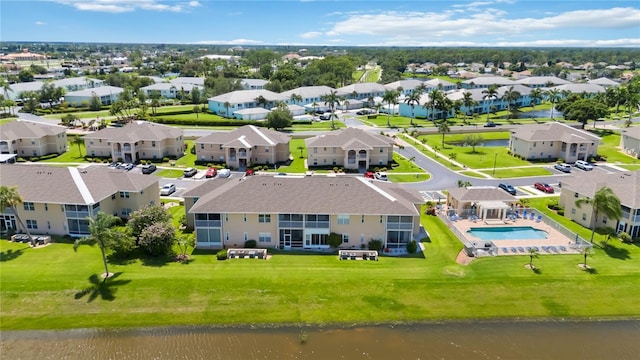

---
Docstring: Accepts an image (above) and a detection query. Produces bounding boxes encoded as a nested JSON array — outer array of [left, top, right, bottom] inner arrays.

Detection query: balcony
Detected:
[[386, 223, 414, 230], [278, 221, 304, 228], [195, 220, 222, 228], [305, 221, 330, 228], [65, 210, 90, 219], [358, 154, 367, 159]]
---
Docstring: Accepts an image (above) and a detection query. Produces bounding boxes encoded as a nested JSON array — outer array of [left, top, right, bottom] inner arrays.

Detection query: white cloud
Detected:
[[191, 39, 265, 45], [299, 31, 323, 39], [54, 0, 199, 13], [35, 21, 47, 25], [325, 7, 640, 41]]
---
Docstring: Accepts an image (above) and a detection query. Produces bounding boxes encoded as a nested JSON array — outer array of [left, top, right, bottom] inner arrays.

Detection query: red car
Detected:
[[364, 171, 375, 179], [245, 169, 255, 176], [534, 182, 554, 193], [205, 167, 217, 178]]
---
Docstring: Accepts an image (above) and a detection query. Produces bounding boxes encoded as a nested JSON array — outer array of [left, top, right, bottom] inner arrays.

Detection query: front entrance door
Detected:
[[283, 233, 292, 249], [617, 222, 626, 234]]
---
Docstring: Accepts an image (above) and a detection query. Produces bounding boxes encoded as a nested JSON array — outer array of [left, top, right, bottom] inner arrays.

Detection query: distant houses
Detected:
[[64, 85, 124, 106], [620, 127, 640, 159]]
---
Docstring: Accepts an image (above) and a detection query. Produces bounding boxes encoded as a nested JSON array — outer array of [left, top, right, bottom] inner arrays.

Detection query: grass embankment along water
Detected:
[[1, 199, 639, 330]]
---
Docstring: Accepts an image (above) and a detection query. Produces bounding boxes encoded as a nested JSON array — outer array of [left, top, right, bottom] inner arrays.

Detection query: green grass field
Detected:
[[1, 198, 639, 331], [481, 167, 553, 178], [276, 139, 307, 173]]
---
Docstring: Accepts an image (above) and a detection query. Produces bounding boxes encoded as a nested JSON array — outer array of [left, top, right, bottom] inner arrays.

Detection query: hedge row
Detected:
[[150, 118, 265, 127]]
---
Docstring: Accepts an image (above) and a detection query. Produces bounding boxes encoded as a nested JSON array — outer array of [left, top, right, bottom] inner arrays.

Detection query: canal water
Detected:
[[1, 320, 638, 359]]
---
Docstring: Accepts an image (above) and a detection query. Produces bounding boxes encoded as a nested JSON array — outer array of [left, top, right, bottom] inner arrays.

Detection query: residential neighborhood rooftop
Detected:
[[84, 121, 183, 142], [560, 170, 640, 208], [510, 122, 602, 142], [0, 120, 66, 139]]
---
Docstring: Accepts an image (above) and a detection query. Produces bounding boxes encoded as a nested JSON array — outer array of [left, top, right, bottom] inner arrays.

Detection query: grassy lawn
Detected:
[[156, 169, 185, 178], [352, 70, 364, 82], [619, 164, 640, 171], [276, 139, 307, 173], [389, 152, 427, 173], [40, 140, 86, 163], [480, 167, 553, 178], [2, 199, 639, 330], [387, 174, 430, 182], [591, 129, 640, 165], [287, 120, 346, 131]]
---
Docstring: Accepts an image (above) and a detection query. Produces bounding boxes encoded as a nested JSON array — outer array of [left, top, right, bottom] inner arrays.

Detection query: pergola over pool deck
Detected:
[[446, 186, 517, 220]]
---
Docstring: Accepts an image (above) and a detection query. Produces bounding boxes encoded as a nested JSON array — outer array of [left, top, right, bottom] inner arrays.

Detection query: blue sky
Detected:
[[2, 1, 639, 47]]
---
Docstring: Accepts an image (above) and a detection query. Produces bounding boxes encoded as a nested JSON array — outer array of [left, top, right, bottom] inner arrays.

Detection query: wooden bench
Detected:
[[338, 250, 378, 261], [227, 248, 267, 260]]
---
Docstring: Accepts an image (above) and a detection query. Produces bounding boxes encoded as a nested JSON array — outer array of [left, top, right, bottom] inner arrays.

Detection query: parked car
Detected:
[[108, 162, 120, 169], [319, 113, 332, 120], [498, 182, 517, 195], [483, 122, 497, 127], [357, 109, 373, 115], [534, 182, 554, 193], [183, 167, 197, 178], [141, 164, 157, 174], [245, 169, 255, 176], [205, 167, 217, 178], [374, 172, 388, 181], [364, 171, 375, 179], [218, 169, 231, 178], [554, 163, 572, 173], [160, 183, 176, 196], [574, 160, 593, 171], [121, 163, 135, 171]]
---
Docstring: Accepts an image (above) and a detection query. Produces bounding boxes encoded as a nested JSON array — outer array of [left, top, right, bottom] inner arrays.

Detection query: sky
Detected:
[[1, 0, 639, 47]]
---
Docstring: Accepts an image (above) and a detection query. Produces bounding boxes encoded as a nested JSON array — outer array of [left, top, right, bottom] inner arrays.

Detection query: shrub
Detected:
[[162, 157, 170, 162], [406, 240, 418, 254], [138, 221, 176, 257], [557, 209, 565, 216], [216, 249, 228, 260], [244, 239, 257, 248], [327, 233, 342, 248], [618, 232, 632, 243], [368, 239, 383, 251]]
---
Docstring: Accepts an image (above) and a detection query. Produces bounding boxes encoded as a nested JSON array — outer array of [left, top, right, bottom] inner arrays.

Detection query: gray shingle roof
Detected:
[[338, 82, 387, 94], [280, 86, 341, 99], [0, 120, 66, 140], [305, 128, 394, 148], [195, 125, 290, 147], [587, 77, 620, 87], [560, 170, 640, 208], [65, 85, 124, 97], [515, 76, 570, 86], [549, 83, 605, 94], [447, 186, 517, 202], [384, 79, 425, 91], [510, 122, 601, 142], [186, 175, 421, 215], [462, 76, 518, 86], [84, 121, 183, 142], [0, 164, 157, 204], [209, 89, 288, 103], [621, 126, 640, 140]]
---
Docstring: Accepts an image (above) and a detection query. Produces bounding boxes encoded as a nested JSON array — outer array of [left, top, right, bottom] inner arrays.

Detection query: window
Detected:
[[337, 214, 350, 224], [111, 193, 116, 200], [23, 202, 35, 211], [225, 232, 229, 241], [244, 232, 248, 241], [571, 208, 576, 215], [361, 215, 365, 223], [602, 216, 607, 224], [259, 232, 271, 243], [360, 234, 365, 243], [313, 147, 317, 154], [380, 215, 383, 223], [342, 234, 349, 243], [243, 213, 247, 222], [379, 148, 383, 153], [582, 214, 587, 221], [26, 220, 37, 229], [259, 214, 271, 223], [200, 143, 204, 149], [574, 192, 579, 198], [120, 191, 130, 198], [265, 148, 269, 153], [152, 141, 156, 147], [44, 203, 48, 211], [121, 208, 131, 216]]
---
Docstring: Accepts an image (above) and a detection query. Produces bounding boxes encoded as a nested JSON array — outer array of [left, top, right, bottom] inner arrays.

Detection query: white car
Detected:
[[554, 163, 572, 173], [374, 172, 388, 181], [160, 183, 176, 196], [574, 160, 593, 171], [218, 169, 231, 178]]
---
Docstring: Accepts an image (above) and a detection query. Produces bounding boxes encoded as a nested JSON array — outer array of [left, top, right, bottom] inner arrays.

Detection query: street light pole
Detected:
[[493, 153, 497, 175]]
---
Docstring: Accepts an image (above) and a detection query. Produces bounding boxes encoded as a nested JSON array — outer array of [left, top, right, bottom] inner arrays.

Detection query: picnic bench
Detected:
[[10, 234, 51, 246], [227, 248, 267, 260], [338, 250, 378, 261]]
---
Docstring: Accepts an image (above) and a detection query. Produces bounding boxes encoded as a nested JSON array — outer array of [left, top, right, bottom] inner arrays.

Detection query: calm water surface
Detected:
[[1, 320, 638, 359]]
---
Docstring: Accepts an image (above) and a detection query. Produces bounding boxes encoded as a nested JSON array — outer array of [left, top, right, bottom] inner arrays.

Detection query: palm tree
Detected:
[[255, 95, 268, 109], [311, 101, 318, 118], [73, 212, 122, 281], [382, 90, 399, 127], [223, 101, 231, 118], [482, 85, 499, 122], [71, 136, 84, 156], [290, 93, 303, 105], [404, 90, 422, 126], [580, 246, 594, 268], [528, 247, 539, 269], [545, 89, 561, 120], [437, 119, 450, 147], [0, 186, 35, 246], [461, 91, 478, 124], [296, 145, 305, 158], [426, 89, 443, 121], [575, 187, 622, 243], [503, 86, 521, 119], [529, 88, 543, 120], [322, 90, 341, 130]]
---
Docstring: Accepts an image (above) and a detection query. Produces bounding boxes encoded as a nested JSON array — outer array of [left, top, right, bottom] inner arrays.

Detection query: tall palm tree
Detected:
[[382, 90, 399, 127], [255, 95, 268, 109], [580, 246, 594, 268], [426, 89, 443, 121], [437, 119, 450, 148], [545, 89, 561, 120], [322, 90, 341, 130], [290, 93, 303, 105], [482, 85, 499, 122], [73, 212, 122, 281], [503, 86, 521, 118], [461, 91, 478, 124], [71, 136, 84, 156], [0, 186, 35, 246], [223, 101, 231, 118], [529, 88, 543, 120], [528, 247, 539, 269], [575, 187, 622, 243], [404, 90, 422, 127]]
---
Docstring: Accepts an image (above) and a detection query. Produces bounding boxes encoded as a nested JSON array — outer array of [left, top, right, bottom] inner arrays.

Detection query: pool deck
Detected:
[[452, 216, 581, 256]]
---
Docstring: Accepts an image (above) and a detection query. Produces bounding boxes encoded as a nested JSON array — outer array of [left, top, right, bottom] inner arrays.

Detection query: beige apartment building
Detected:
[[182, 175, 423, 251], [305, 128, 395, 171], [84, 121, 184, 163], [194, 125, 290, 169], [0, 164, 159, 237], [620, 126, 640, 159], [0, 120, 67, 158], [509, 122, 600, 162], [559, 170, 640, 239]]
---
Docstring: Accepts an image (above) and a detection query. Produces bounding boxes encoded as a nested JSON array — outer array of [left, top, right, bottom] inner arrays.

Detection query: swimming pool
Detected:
[[467, 226, 548, 241]]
